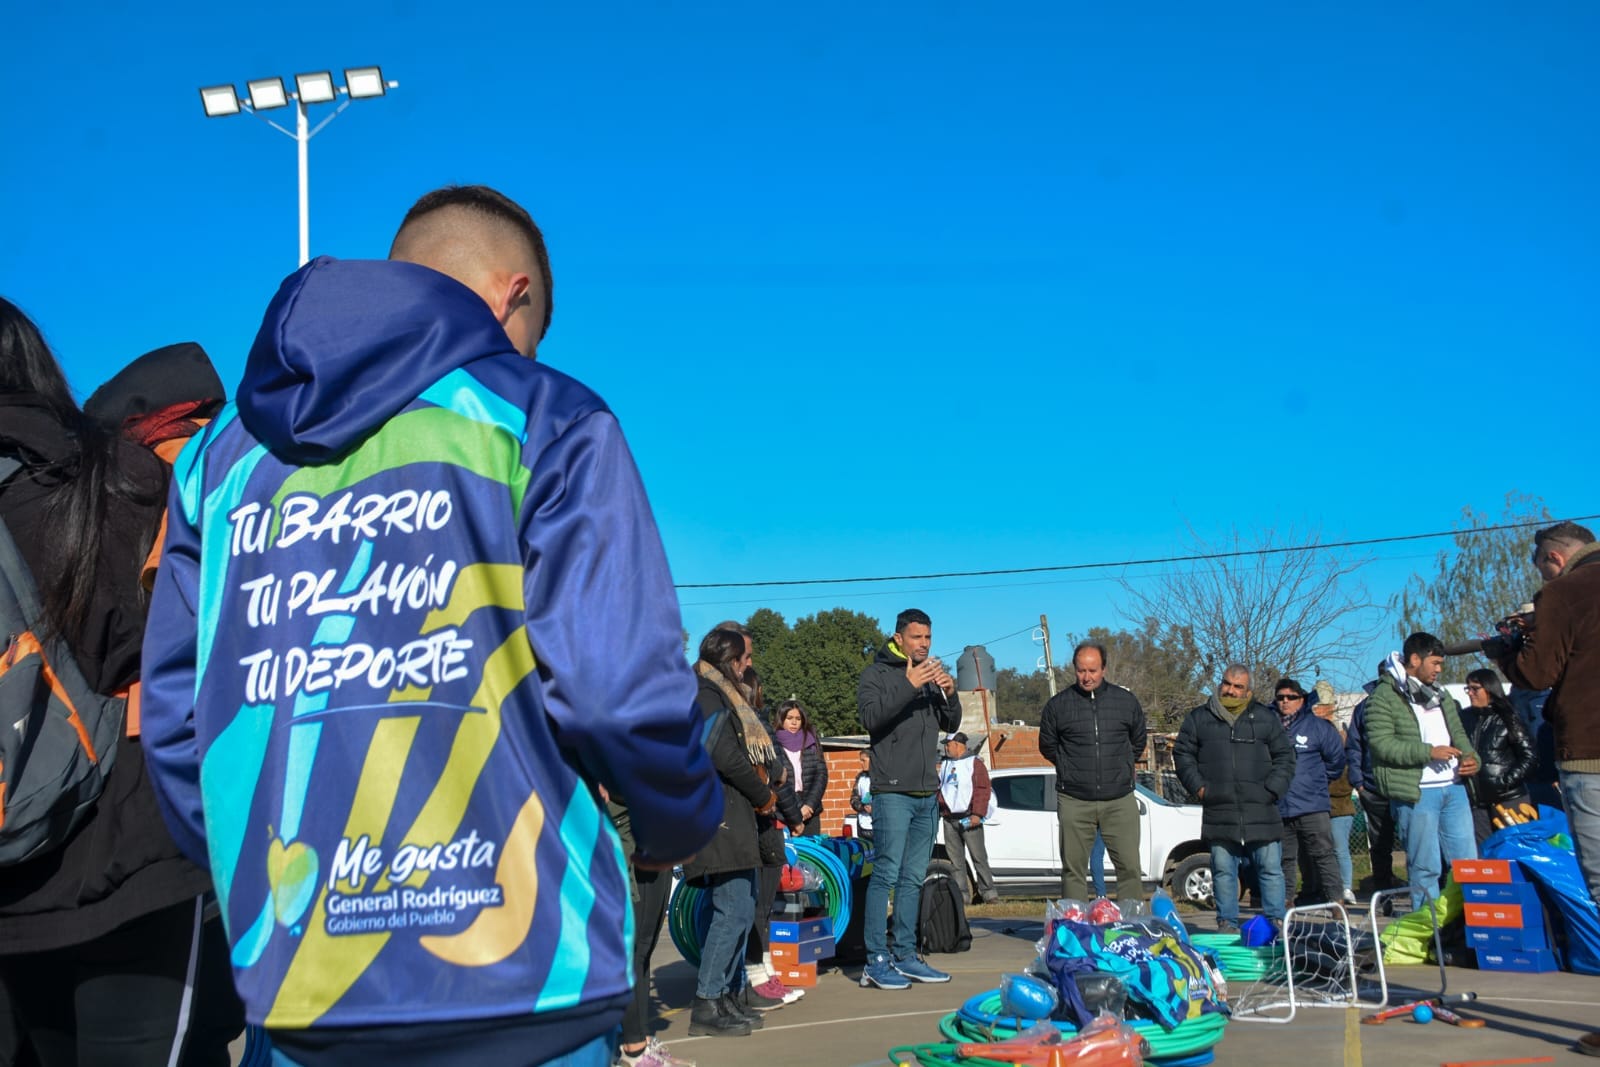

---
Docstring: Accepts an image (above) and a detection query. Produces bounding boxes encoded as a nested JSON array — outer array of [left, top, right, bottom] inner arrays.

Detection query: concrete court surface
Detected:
[[645, 916, 1600, 1067]]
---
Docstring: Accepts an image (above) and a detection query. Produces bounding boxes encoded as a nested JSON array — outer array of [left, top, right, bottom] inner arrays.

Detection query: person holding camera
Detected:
[[1490, 521, 1600, 1058]]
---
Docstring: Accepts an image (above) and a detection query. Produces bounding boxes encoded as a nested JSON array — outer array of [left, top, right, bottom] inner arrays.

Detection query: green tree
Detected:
[[991, 666, 1061, 725], [1066, 620, 1207, 732], [746, 608, 885, 737], [1396, 492, 1550, 677]]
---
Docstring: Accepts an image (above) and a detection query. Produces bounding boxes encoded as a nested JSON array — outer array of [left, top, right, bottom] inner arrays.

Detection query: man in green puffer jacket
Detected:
[[1366, 632, 1482, 912]]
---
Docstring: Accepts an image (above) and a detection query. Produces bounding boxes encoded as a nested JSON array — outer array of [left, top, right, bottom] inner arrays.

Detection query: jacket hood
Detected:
[[237, 257, 519, 463], [875, 641, 910, 667]]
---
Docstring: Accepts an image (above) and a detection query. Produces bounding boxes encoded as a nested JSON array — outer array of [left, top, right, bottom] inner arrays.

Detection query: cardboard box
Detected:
[[1467, 924, 1550, 952], [770, 935, 835, 966], [1461, 881, 1541, 907], [769, 918, 832, 943], [1452, 858, 1522, 883], [1476, 947, 1560, 974], [776, 962, 818, 987], [1464, 900, 1542, 929]]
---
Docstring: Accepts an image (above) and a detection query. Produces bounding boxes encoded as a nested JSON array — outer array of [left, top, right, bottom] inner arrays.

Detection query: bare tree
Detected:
[[1119, 526, 1378, 692]]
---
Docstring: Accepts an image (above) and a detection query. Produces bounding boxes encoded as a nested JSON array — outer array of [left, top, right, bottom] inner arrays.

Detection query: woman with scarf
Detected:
[[684, 629, 781, 1038], [774, 700, 829, 836]]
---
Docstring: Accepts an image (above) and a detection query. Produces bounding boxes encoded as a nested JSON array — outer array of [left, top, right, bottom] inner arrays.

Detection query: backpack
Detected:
[[0, 455, 127, 865], [917, 863, 972, 954]]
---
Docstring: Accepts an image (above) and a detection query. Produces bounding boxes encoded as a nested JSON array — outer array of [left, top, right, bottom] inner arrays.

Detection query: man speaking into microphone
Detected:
[[857, 609, 962, 990]]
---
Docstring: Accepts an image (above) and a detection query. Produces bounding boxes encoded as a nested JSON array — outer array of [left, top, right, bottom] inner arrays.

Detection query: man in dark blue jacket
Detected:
[[1345, 670, 1400, 895], [140, 186, 722, 1067], [1272, 678, 1347, 907]]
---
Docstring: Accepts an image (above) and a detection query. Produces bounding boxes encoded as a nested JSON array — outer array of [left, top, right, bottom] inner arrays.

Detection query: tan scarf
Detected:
[[695, 660, 776, 766]]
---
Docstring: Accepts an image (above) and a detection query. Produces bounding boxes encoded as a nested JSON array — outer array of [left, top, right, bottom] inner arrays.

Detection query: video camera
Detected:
[[1442, 605, 1535, 658]]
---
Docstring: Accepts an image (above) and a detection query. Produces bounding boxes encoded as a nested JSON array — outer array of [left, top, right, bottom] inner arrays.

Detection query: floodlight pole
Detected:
[[297, 101, 310, 266], [201, 71, 396, 269]]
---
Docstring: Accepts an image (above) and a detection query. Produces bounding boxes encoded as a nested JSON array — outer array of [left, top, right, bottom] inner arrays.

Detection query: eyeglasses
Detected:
[[1465, 684, 1484, 692], [1275, 694, 1303, 703]]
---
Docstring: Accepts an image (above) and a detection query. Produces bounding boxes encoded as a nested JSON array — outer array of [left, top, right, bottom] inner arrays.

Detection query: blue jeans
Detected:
[[866, 791, 939, 960], [1558, 769, 1600, 903], [1330, 814, 1354, 896], [1393, 784, 1476, 912], [1091, 829, 1107, 896], [1211, 840, 1284, 923], [695, 869, 757, 999]]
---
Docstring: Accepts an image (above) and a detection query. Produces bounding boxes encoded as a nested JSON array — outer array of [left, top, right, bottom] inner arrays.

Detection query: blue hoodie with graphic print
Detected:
[[139, 258, 721, 1044]]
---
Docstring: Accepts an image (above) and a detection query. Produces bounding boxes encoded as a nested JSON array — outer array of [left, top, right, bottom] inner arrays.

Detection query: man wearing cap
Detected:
[[938, 733, 999, 905], [1272, 678, 1348, 907]]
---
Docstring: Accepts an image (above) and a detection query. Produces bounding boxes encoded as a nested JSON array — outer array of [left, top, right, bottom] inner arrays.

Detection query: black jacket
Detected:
[[1173, 699, 1296, 846], [777, 738, 829, 817], [682, 676, 774, 880], [1038, 682, 1148, 802], [858, 645, 961, 794], [1464, 704, 1536, 806], [0, 398, 212, 953]]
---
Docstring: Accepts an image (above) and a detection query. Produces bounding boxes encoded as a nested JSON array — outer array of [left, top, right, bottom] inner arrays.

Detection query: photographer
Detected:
[[1492, 522, 1600, 897], [1491, 521, 1600, 1060]]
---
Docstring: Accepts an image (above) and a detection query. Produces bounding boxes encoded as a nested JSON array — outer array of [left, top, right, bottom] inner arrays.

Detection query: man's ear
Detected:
[[494, 271, 533, 324]]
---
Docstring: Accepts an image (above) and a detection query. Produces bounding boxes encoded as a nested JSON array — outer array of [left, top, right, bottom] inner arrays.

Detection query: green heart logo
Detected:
[[267, 837, 319, 928]]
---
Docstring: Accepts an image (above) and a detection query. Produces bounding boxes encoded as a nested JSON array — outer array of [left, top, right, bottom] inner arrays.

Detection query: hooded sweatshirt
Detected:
[[139, 258, 721, 1042]]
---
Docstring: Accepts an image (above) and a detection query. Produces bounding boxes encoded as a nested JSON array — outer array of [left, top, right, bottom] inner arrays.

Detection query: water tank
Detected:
[[956, 645, 996, 692]]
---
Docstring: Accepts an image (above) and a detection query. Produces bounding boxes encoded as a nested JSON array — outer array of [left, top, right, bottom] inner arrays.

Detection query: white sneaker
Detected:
[[1342, 889, 1358, 905]]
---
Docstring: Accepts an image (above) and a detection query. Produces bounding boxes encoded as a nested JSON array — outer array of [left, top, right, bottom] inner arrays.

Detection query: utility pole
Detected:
[[1036, 614, 1058, 697]]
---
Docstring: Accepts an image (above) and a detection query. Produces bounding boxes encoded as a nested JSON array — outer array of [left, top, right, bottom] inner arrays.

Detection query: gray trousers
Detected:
[[1059, 792, 1144, 902], [943, 817, 998, 903]]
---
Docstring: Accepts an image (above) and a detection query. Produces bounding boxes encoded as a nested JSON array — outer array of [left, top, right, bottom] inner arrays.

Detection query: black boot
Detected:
[[722, 991, 766, 1029], [687, 996, 751, 1037]]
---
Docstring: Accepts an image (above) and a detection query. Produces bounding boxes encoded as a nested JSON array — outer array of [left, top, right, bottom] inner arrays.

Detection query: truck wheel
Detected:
[[1172, 854, 1213, 906]]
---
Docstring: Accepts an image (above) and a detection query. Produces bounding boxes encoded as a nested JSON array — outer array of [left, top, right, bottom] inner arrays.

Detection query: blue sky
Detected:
[[4, 3, 1596, 689]]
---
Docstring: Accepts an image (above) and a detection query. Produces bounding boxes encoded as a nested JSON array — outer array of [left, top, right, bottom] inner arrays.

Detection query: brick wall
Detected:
[[819, 747, 868, 837]]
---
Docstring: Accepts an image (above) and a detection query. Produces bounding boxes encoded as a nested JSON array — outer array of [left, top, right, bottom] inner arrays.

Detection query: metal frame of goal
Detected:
[[1230, 888, 1449, 1024]]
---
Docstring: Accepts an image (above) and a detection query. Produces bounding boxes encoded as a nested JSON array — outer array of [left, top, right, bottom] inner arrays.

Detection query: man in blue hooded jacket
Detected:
[[1271, 678, 1347, 908], [139, 186, 722, 1067]]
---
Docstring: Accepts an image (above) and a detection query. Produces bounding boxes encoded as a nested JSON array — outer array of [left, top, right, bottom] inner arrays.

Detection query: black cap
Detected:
[[84, 342, 224, 427], [948, 732, 969, 746]]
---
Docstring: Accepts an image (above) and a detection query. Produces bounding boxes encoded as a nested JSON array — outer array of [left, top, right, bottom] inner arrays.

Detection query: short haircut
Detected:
[[390, 185, 554, 339], [1073, 641, 1108, 669], [1273, 678, 1307, 698], [1222, 663, 1251, 684], [894, 608, 931, 633], [1535, 521, 1596, 554], [1403, 631, 1446, 661], [714, 619, 753, 638]]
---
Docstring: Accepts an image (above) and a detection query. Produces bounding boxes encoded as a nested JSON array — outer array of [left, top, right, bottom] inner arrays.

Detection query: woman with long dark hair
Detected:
[[1462, 669, 1537, 847], [774, 700, 829, 836], [0, 297, 240, 1065], [682, 628, 779, 1038]]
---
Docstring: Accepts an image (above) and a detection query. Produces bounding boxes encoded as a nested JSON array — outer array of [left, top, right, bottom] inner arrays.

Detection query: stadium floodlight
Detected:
[[295, 71, 336, 105], [344, 66, 387, 99], [199, 84, 241, 117], [197, 65, 397, 267], [247, 77, 289, 111]]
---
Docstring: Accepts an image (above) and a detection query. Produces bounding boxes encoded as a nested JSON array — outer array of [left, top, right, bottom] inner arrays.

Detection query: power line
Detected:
[[674, 514, 1600, 591]]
